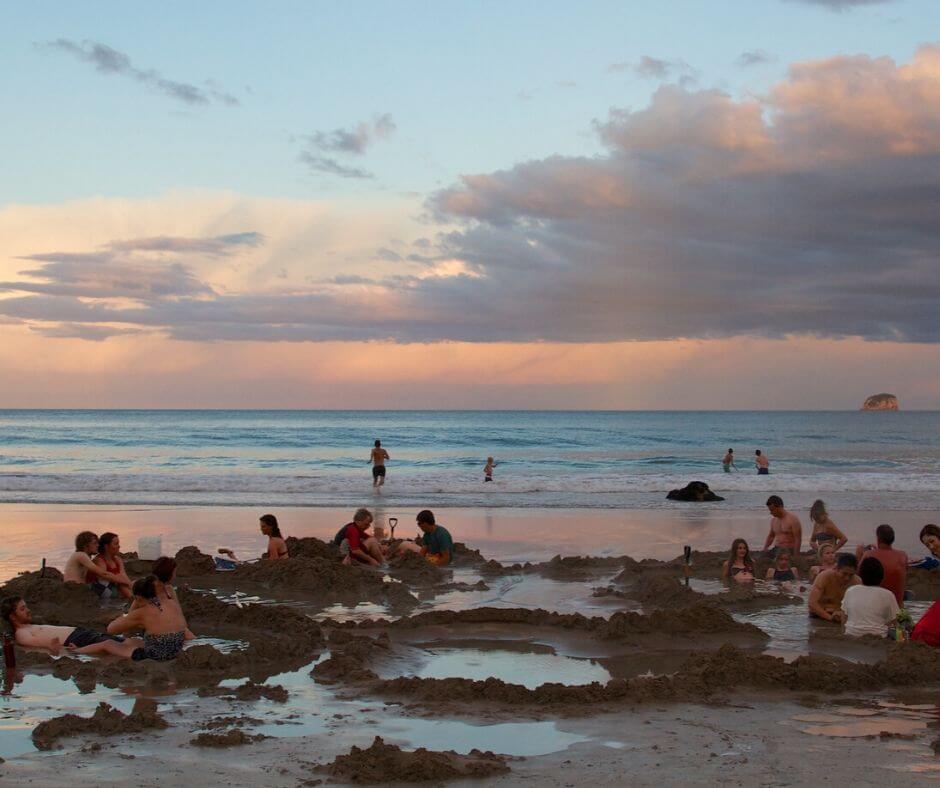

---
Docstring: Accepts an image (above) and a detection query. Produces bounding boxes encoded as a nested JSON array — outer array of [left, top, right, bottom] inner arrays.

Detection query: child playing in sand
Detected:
[[484, 457, 497, 483]]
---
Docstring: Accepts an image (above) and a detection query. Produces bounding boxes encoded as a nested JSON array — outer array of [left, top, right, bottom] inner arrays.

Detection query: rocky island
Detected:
[[861, 393, 899, 411]]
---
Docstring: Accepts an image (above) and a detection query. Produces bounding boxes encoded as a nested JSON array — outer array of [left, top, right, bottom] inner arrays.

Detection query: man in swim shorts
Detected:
[[1, 596, 143, 658], [370, 439, 390, 488], [722, 449, 735, 472], [762, 495, 802, 558], [808, 554, 860, 622], [755, 450, 769, 475]]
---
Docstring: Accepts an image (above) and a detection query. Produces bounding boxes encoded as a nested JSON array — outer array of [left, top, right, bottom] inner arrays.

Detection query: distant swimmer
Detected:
[[755, 449, 769, 475], [722, 449, 736, 472], [762, 495, 802, 557], [370, 439, 390, 488], [484, 456, 497, 482]]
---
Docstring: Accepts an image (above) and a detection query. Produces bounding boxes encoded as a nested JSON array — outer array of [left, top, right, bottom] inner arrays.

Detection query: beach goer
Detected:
[[334, 508, 385, 566], [910, 523, 940, 570], [808, 500, 847, 551], [808, 554, 860, 622], [912, 599, 940, 646], [765, 550, 800, 583], [106, 575, 190, 661], [370, 439, 390, 488], [722, 449, 735, 472], [1, 596, 142, 657], [397, 510, 453, 565], [855, 524, 908, 605], [841, 557, 900, 638], [721, 538, 755, 583], [63, 531, 124, 594], [755, 450, 769, 475], [131, 557, 195, 639], [484, 457, 497, 482], [92, 532, 133, 600], [218, 514, 288, 564], [810, 543, 837, 581], [762, 496, 802, 557]]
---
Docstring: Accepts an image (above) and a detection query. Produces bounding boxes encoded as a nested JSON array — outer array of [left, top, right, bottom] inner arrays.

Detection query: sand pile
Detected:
[[0, 569, 112, 628], [312, 632, 389, 684], [531, 554, 638, 581], [174, 546, 217, 577], [198, 682, 289, 702], [31, 698, 167, 750], [191, 729, 268, 747], [389, 551, 452, 586], [908, 567, 940, 599], [596, 603, 767, 639], [284, 535, 338, 560], [325, 736, 510, 783]]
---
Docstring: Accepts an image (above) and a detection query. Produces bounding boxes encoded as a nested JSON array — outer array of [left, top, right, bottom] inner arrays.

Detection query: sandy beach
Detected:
[[1, 503, 939, 785]]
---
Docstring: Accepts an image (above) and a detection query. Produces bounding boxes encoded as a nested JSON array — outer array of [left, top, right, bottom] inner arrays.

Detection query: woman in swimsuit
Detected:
[[721, 538, 755, 583], [107, 575, 191, 661], [765, 550, 800, 583], [810, 543, 837, 580], [808, 500, 847, 551], [92, 532, 133, 599], [218, 514, 289, 564], [910, 523, 940, 570]]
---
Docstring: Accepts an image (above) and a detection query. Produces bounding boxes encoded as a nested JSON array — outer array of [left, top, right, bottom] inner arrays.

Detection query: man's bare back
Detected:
[[371, 447, 389, 465]]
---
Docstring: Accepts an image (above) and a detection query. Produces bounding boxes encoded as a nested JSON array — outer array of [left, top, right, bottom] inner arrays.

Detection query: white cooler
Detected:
[[138, 536, 163, 561]]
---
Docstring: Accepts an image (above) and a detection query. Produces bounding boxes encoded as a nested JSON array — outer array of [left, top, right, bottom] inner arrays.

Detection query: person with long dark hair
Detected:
[[218, 514, 288, 563], [721, 538, 755, 583]]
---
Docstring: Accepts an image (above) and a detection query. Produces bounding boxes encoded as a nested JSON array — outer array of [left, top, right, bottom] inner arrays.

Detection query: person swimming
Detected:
[[721, 538, 755, 583]]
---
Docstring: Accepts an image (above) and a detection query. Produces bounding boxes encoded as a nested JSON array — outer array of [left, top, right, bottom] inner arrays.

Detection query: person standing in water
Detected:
[[484, 457, 497, 482], [370, 440, 390, 488], [755, 450, 770, 475], [722, 449, 736, 472]]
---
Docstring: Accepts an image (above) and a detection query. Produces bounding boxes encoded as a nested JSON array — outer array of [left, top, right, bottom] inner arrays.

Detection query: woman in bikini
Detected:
[[808, 500, 847, 551], [92, 532, 133, 600], [218, 514, 289, 564], [107, 575, 192, 661], [721, 538, 755, 584]]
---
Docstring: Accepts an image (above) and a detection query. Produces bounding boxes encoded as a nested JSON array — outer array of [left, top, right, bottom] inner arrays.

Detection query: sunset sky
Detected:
[[2, 0, 940, 409]]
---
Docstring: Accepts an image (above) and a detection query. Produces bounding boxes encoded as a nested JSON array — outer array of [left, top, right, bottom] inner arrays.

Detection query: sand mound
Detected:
[[0, 569, 111, 629], [190, 729, 268, 747], [907, 567, 940, 599], [284, 536, 338, 561], [533, 554, 638, 581], [598, 603, 766, 639], [325, 736, 510, 783], [32, 698, 167, 750], [175, 546, 217, 577], [197, 682, 289, 702], [389, 551, 452, 586], [312, 633, 389, 684]]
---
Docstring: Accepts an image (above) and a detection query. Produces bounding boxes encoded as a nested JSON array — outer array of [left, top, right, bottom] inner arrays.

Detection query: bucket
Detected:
[[138, 536, 163, 561]]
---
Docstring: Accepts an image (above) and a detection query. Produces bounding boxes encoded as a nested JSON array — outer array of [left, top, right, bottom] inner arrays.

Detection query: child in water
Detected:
[[484, 457, 497, 482]]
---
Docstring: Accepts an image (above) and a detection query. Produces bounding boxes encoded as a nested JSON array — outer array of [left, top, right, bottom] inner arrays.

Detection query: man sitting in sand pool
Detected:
[[396, 510, 454, 566], [91, 532, 133, 600], [855, 524, 908, 605], [842, 557, 900, 638], [63, 531, 125, 596], [1, 596, 143, 658], [765, 549, 800, 583], [107, 575, 192, 661], [762, 496, 802, 558], [334, 508, 385, 567], [808, 553, 860, 623]]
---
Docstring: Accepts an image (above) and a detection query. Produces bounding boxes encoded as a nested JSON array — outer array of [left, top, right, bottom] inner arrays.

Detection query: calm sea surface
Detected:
[[0, 410, 938, 510]]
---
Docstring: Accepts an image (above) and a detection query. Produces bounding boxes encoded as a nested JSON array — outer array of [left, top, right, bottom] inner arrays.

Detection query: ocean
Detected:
[[0, 409, 938, 511]]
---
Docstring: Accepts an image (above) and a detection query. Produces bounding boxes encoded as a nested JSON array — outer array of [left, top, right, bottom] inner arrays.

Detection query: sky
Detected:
[[1, 0, 939, 409]]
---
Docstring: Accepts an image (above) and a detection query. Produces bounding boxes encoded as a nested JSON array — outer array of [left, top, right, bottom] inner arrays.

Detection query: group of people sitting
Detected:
[[721, 494, 940, 643], [2, 554, 193, 662]]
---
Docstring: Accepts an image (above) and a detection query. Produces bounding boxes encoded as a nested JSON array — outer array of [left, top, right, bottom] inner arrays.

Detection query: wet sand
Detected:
[[1, 504, 938, 785]]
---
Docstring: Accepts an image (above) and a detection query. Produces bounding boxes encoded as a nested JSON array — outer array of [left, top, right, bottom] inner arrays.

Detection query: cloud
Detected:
[[31, 323, 142, 341], [786, 0, 894, 9], [297, 151, 374, 179], [39, 39, 239, 106], [736, 50, 775, 67], [608, 56, 699, 85], [304, 114, 396, 155]]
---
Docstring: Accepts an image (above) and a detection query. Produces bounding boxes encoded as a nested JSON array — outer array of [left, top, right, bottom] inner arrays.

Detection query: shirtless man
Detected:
[[722, 449, 736, 472], [63, 531, 124, 594], [755, 450, 770, 475], [1, 596, 142, 657], [108, 575, 192, 661], [762, 495, 802, 557], [370, 440, 390, 488], [808, 554, 860, 622]]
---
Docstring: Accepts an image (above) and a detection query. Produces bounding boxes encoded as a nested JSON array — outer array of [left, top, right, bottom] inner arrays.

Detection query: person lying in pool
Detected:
[[1, 595, 143, 658], [808, 553, 860, 623], [721, 538, 755, 583], [394, 510, 453, 566], [107, 575, 191, 661], [910, 523, 940, 570], [810, 543, 837, 581], [217, 514, 289, 565], [765, 550, 800, 583]]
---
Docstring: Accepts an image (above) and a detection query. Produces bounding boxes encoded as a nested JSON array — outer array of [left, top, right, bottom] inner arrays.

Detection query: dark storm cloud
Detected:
[[39, 39, 239, 106]]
